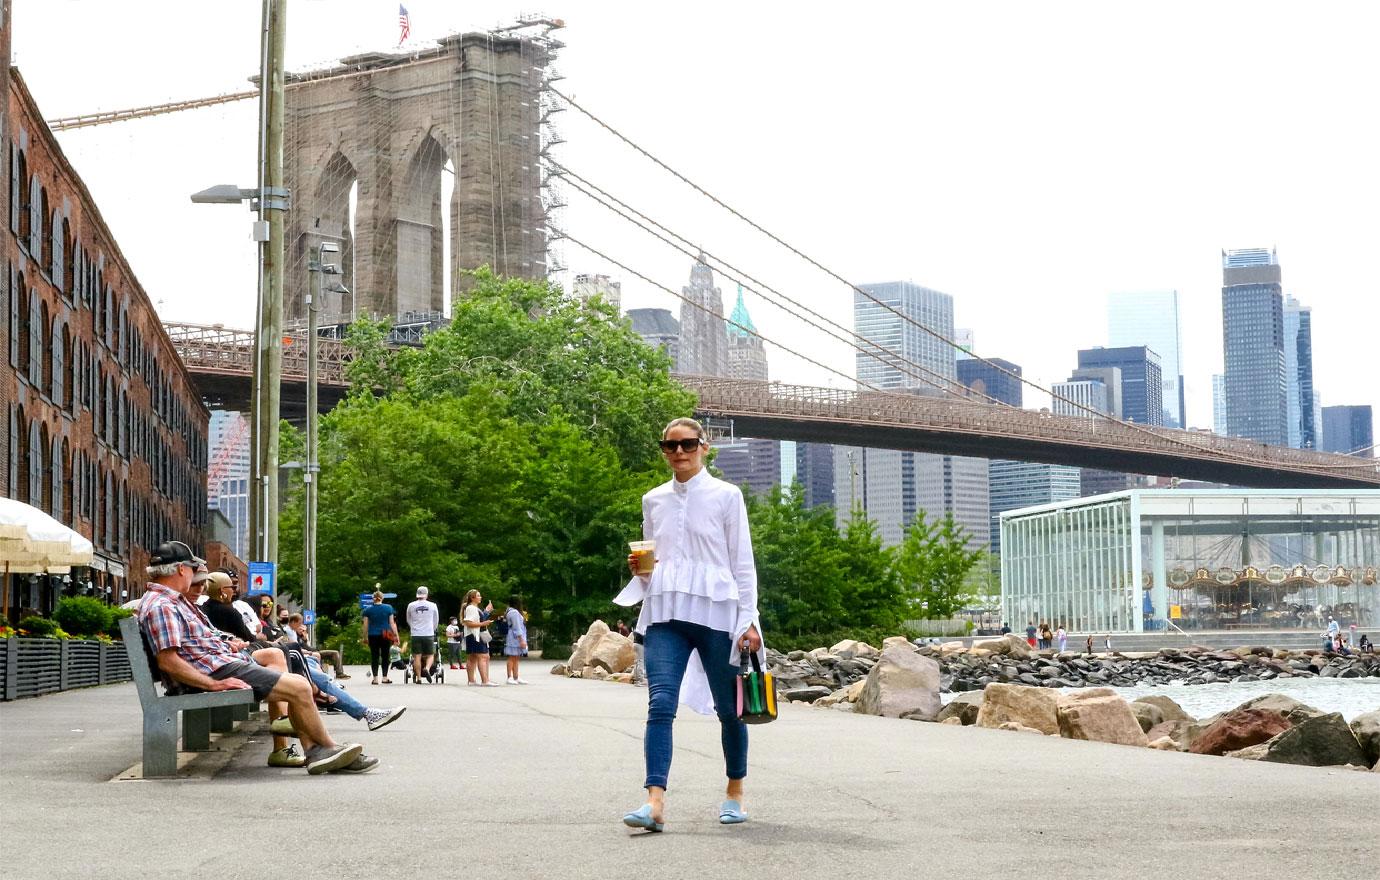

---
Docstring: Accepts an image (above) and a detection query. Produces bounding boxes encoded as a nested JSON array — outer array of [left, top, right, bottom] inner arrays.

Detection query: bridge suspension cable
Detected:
[[550, 87, 1379, 473], [554, 162, 989, 405]]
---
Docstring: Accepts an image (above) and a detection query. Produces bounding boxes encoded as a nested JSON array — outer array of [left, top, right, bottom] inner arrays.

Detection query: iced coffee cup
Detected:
[[629, 540, 656, 576]]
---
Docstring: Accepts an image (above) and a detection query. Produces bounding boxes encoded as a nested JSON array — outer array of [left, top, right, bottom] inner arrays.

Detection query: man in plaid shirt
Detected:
[[137, 541, 372, 775]]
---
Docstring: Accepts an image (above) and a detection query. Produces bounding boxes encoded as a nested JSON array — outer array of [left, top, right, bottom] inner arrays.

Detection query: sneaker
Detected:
[[269, 716, 296, 736], [506, 677, 517, 685], [483, 681, 501, 687], [267, 744, 305, 767], [449, 664, 459, 670], [304, 743, 364, 775], [337, 752, 379, 774], [337, 673, 352, 681], [515, 678, 529, 685], [364, 706, 407, 732], [325, 706, 345, 715]]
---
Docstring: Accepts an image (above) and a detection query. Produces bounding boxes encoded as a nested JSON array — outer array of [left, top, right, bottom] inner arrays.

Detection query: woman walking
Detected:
[[361, 590, 399, 684], [503, 596, 529, 685], [614, 417, 763, 833], [462, 589, 498, 686]]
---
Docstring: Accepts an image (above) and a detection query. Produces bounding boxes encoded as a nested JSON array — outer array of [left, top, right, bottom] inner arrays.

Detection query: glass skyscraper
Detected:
[[1107, 291, 1184, 428], [1076, 346, 1163, 426], [854, 282, 956, 390], [1221, 247, 1289, 445], [1282, 295, 1317, 449], [1321, 406, 1374, 456]]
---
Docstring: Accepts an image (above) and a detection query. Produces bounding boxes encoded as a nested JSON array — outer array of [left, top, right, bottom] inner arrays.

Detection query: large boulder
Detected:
[[567, 620, 611, 671], [936, 691, 985, 726], [1001, 634, 1034, 659], [1229, 693, 1323, 724], [782, 686, 832, 704], [1130, 701, 1165, 733], [831, 639, 880, 660], [972, 638, 1011, 655], [1190, 709, 1293, 756], [1259, 713, 1369, 767], [882, 635, 916, 652], [1057, 690, 1149, 747], [975, 683, 1060, 735], [1349, 710, 1380, 768], [853, 646, 941, 720], [1133, 695, 1195, 723]]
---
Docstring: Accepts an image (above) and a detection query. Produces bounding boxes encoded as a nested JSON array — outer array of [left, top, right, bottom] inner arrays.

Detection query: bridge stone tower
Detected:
[[283, 33, 548, 324]]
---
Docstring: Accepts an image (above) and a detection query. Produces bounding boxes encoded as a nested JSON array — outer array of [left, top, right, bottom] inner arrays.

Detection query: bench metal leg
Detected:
[[142, 708, 179, 778], [183, 709, 212, 751], [209, 705, 235, 733]]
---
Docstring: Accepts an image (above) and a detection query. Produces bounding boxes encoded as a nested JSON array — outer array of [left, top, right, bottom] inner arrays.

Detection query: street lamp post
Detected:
[[304, 243, 347, 644]]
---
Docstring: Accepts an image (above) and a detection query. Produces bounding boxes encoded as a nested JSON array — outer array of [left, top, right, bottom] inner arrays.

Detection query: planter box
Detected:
[[0, 638, 133, 701]]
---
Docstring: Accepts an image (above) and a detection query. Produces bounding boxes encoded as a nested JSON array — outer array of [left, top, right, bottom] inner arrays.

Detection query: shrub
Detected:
[[109, 606, 134, 622], [17, 616, 60, 637], [54, 596, 114, 637]]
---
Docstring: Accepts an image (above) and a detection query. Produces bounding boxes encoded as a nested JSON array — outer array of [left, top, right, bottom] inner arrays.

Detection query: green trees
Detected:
[[894, 512, 987, 620]]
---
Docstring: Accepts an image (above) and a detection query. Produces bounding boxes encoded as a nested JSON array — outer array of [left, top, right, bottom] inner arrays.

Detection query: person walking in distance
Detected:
[[614, 417, 764, 832], [503, 595, 529, 685], [462, 589, 497, 686], [445, 617, 464, 670], [406, 586, 440, 683], [1055, 624, 1068, 653], [361, 589, 399, 685]]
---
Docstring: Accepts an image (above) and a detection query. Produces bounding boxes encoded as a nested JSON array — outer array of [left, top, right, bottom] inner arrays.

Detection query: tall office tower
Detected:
[[1076, 347, 1163, 425], [626, 308, 681, 367], [957, 358, 1023, 406], [795, 442, 836, 510], [1052, 378, 1132, 495], [1212, 374, 1227, 435], [1067, 367, 1123, 418], [571, 273, 621, 312], [1107, 291, 1184, 428], [855, 281, 956, 390], [1052, 379, 1110, 417], [726, 286, 768, 380], [839, 281, 986, 546], [716, 288, 780, 494], [1282, 296, 1317, 448], [1321, 406, 1374, 456], [677, 254, 729, 376], [1222, 247, 1288, 444], [207, 411, 252, 560]]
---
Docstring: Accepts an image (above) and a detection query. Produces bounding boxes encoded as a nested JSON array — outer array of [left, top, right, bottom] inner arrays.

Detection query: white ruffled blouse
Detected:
[[614, 467, 765, 715]]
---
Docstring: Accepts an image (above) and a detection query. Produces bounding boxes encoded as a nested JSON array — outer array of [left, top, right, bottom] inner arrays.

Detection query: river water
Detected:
[[944, 677, 1380, 722]]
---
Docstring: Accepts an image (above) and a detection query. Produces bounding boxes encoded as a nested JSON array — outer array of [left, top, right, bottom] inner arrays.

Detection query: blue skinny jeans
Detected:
[[643, 620, 747, 790], [306, 656, 367, 721]]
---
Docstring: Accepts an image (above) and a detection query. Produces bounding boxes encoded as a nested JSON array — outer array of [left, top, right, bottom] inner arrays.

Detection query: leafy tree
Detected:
[[837, 506, 905, 631], [747, 483, 848, 638], [894, 511, 986, 620]]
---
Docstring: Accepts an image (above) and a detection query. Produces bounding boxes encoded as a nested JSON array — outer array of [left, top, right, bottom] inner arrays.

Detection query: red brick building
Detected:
[[1, 3, 209, 617]]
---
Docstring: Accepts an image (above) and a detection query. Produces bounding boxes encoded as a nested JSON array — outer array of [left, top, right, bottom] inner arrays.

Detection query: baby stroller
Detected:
[[401, 643, 445, 684]]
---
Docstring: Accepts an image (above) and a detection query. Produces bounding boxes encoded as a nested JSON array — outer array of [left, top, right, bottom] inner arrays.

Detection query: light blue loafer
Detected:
[[719, 800, 748, 825], [622, 804, 664, 832]]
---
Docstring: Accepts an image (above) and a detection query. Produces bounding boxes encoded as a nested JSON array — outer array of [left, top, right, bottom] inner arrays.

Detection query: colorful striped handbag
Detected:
[[736, 649, 777, 724]]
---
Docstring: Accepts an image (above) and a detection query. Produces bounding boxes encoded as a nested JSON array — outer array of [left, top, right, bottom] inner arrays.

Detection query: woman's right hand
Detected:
[[627, 553, 638, 575]]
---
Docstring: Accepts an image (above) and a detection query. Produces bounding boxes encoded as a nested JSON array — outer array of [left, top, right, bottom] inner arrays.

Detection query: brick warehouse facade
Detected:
[[1, 32, 208, 617]]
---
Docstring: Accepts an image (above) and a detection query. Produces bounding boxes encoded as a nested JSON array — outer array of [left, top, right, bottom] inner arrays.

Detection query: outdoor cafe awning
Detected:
[[0, 498, 94, 575]]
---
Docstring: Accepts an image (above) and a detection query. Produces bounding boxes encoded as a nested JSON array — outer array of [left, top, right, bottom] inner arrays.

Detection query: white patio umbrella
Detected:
[[0, 497, 94, 575]]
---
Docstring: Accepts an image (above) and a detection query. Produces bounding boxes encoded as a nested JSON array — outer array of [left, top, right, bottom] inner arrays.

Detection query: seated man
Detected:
[[136, 540, 374, 775]]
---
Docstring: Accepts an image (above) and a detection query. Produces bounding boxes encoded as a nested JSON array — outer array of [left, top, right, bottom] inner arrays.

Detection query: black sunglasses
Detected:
[[658, 438, 703, 453]]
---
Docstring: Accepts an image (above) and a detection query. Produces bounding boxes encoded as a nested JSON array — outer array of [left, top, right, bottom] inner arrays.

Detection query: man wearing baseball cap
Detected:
[[405, 586, 439, 684], [137, 540, 372, 774]]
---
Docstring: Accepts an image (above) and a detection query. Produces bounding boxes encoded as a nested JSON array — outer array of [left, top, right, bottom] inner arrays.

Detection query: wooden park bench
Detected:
[[118, 616, 257, 777]]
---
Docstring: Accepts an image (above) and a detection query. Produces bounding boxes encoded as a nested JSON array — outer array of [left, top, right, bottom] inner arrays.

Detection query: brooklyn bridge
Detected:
[[164, 322, 1380, 490]]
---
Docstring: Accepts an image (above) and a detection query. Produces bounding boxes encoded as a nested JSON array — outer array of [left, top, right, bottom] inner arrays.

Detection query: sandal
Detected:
[[719, 800, 748, 825], [622, 804, 663, 833]]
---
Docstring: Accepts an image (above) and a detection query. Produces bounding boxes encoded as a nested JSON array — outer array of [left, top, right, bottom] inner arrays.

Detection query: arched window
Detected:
[[39, 299, 51, 394], [23, 174, 37, 250], [29, 420, 43, 508], [16, 279, 31, 379], [118, 305, 128, 363], [65, 235, 77, 298], [7, 406, 21, 498], [104, 285, 114, 349], [104, 469, 115, 550], [38, 187, 51, 269], [51, 210, 65, 290], [8, 145, 21, 234], [118, 480, 128, 554], [104, 372, 114, 445], [50, 435, 64, 523], [118, 388, 129, 457], [61, 325, 74, 414], [71, 449, 82, 525], [62, 441, 74, 528], [38, 423, 51, 513], [50, 318, 64, 406], [93, 464, 104, 547], [8, 269, 19, 370]]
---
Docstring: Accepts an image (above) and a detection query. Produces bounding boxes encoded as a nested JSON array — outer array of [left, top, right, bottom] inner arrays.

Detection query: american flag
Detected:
[[398, 4, 411, 43]]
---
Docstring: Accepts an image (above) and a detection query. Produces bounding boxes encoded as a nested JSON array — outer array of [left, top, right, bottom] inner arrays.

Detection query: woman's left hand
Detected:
[[739, 625, 762, 653]]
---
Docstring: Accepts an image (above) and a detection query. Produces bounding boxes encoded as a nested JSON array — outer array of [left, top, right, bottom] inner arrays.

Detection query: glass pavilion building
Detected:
[[1000, 490, 1380, 634]]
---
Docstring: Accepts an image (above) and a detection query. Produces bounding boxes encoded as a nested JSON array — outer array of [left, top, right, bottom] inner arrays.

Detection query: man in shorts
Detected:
[[406, 586, 440, 683], [136, 540, 370, 774]]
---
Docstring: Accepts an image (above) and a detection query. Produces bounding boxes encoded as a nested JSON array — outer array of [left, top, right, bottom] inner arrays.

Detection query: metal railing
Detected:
[[163, 322, 353, 386]]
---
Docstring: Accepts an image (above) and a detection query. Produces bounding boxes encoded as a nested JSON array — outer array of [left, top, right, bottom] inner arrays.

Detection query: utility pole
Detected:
[[304, 243, 321, 643], [253, 0, 288, 565]]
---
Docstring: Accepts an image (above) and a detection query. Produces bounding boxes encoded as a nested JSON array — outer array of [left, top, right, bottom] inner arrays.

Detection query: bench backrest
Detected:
[[118, 616, 165, 706]]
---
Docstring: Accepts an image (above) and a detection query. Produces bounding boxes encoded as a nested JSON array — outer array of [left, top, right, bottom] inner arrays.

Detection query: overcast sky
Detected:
[[12, 0, 1380, 436]]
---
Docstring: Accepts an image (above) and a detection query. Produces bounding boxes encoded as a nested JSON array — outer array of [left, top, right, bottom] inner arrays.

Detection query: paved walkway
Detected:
[[1, 661, 1375, 879]]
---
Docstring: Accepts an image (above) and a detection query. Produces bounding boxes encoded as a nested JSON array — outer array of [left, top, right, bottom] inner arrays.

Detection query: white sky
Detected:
[[12, 0, 1380, 436]]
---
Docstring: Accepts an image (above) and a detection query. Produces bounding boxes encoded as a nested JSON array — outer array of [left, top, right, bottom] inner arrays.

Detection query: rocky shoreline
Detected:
[[554, 623, 1380, 771]]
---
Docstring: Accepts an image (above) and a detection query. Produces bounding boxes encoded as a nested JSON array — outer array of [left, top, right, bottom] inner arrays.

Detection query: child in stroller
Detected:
[[400, 639, 445, 683]]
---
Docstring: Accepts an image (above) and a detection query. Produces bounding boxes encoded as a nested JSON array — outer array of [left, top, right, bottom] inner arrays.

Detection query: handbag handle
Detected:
[[739, 648, 763, 675]]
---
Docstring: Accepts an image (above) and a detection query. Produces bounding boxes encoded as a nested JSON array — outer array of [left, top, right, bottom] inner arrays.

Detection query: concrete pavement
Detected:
[[1, 661, 1376, 879]]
